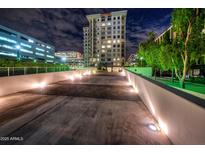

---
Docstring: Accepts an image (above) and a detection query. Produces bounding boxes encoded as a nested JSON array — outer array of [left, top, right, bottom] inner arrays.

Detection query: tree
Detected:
[[172, 8, 205, 88], [138, 31, 161, 78]]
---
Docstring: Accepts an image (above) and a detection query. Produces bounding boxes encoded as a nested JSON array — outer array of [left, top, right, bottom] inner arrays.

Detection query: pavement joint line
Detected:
[[0, 96, 68, 137]]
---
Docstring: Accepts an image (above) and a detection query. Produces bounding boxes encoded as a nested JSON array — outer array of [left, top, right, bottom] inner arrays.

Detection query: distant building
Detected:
[[0, 25, 55, 63], [55, 51, 84, 66], [83, 10, 127, 69], [126, 54, 137, 66]]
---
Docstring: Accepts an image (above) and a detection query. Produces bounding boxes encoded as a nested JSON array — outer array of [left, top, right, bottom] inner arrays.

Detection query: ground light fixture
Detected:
[[83, 71, 91, 76], [39, 82, 47, 89], [33, 81, 47, 89], [120, 70, 126, 76], [92, 70, 96, 74], [68, 75, 75, 81], [75, 73, 82, 79], [148, 123, 160, 132]]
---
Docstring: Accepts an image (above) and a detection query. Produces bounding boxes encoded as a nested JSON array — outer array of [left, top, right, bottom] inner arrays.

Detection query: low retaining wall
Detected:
[[125, 69, 205, 144], [0, 69, 93, 97]]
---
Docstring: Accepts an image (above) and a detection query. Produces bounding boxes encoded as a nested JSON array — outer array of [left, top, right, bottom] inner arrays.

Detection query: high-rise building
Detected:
[[0, 24, 55, 63], [83, 10, 127, 68], [55, 51, 84, 66]]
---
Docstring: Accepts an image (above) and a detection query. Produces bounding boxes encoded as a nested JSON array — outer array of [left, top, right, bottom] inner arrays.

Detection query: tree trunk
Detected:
[[180, 78, 186, 88], [154, 68, 157, 80], [160, 69, 162, 77], [171, 68, 174, 83]]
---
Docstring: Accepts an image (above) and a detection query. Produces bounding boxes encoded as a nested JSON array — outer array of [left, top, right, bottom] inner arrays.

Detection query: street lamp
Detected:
[[15, 45, 21, 60], [61, 57, 67, 63]]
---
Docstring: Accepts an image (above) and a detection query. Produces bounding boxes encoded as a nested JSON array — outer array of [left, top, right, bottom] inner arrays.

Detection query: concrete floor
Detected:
[[0, 72, 171, 145]]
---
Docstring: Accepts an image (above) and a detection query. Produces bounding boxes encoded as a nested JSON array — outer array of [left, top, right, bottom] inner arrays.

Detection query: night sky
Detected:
[[0, 8, 172, 58]]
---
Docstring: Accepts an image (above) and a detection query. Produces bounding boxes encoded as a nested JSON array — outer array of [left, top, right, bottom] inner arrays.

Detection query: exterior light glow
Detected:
[[75, 73, 82, 79], [61, 57, 66, 62], [130, 89, 135, 93], [39, 82, 47, 89], [68, 75, 75, 81], [133, 85, 139, 93], [15, 45, 21, 49], [121, 70, 126, 76], [158, 118, 168, 135], [83, 71, 91, 76], [33, 82, 47, 89], [92, 70, 96, 74]]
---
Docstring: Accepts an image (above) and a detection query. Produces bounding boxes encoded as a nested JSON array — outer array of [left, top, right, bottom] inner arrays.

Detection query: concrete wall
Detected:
[[125, 69, 205, 144], [0, 69, 94, 97]]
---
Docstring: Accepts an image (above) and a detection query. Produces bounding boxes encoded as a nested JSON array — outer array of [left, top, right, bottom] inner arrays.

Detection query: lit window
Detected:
[[117, 58, 120, 61], [117, 39, 121, 43], [113, 40, 116, 43], [107, 45, 111, 48], [113, 58, 116, 61], [102, 45, 105, 49], [46, 55, 54, 59], [0, 51, 17, 57], [28, 39, 34, 43], [107, 40, 111, 43], [47, 60, 53, 63], [102, 50, 105, 53], [20, 48, 33, 54], [35, 52, 44, 56], [107, 22, 111, 26], [46, 46, 51, 49], [0, 44, 14, 50], [0, 36, 17, 44], [20, 43, 32, 48], [36, 47, 45, 52], [102, 23, 105, 26]]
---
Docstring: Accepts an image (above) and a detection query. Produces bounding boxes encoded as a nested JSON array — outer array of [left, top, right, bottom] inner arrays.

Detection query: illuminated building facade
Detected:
[[55, 51, 83, 66], [0, 25, 55, 63], [83, 10, 127, 68]]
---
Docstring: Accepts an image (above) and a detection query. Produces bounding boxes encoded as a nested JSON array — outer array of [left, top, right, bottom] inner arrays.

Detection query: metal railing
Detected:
[[0, 67, 70, 77]]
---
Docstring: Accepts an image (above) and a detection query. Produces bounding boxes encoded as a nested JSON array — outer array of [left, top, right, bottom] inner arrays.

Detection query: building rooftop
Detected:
[[86, 10, 127, 20]]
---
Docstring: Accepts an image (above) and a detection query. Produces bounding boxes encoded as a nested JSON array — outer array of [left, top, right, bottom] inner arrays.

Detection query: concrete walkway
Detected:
[[0, 72, 171, 144]]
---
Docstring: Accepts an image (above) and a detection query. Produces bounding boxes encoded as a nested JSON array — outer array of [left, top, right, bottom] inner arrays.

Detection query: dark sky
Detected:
[[0, 8, 172, 58]]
